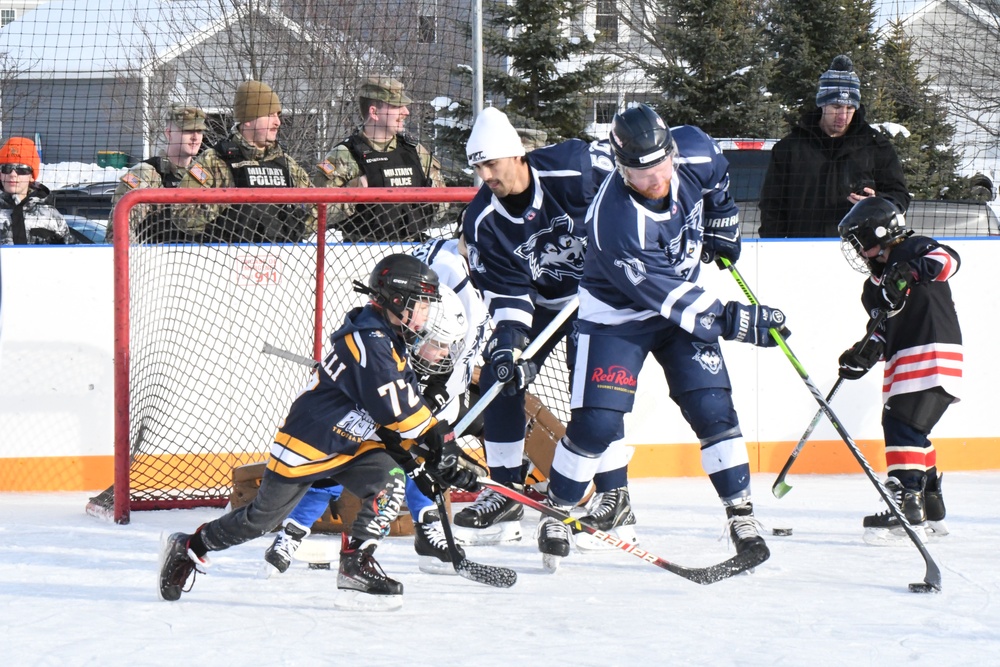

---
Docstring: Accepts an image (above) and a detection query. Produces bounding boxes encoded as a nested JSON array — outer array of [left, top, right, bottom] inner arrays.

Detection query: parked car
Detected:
[[50, 181, 117, 222], [720, 139, 1000, 238], [64, 214, 108, 244]]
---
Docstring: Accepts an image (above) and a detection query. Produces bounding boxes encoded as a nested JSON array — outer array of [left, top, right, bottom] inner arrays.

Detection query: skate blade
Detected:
[[417, 555, 458, 576], [333, 590, 403, 612], [541, 553, 563, 573], [863, 524, 927, 547], [575, 526, 638, 553], [452, 522, 522, 546], [926, 520, 949, 537], [256, 561, 282, 579]]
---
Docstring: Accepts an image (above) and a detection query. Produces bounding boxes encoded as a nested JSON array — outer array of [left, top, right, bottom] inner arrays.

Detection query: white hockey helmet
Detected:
[[411, 284, 467, 375]]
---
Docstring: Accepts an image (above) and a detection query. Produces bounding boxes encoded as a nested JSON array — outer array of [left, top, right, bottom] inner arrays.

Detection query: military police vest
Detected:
[[205, 139, 307, 243], [340, 133, 435, 242]]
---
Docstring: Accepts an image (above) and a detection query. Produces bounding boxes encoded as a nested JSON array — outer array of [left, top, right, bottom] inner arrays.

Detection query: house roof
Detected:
[[0, 0, 257, 78]]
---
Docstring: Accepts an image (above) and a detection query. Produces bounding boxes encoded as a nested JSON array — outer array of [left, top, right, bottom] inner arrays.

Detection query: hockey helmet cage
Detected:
[[411, 284, 467, 376], [838, 196, 911, 273], [609, 103, 675, 169], [356, 253, 441, 319]]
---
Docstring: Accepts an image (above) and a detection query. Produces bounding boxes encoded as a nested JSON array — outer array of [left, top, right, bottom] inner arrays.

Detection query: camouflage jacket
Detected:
[[107, 153, 190, 241], [0, 184, 72, 245]]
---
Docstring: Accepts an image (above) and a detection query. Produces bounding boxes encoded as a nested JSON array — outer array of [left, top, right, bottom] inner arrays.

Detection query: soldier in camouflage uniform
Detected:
[[177, 81, 315, 243], [108, 105, 207, 243], [316, 76, 445, 242]]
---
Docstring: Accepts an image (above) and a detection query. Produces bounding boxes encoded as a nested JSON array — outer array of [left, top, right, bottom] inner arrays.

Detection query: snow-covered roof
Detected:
[[0, 0, 245, 78]]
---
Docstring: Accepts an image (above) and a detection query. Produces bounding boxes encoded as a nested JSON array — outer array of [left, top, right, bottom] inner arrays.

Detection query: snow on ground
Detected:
[[40, 163, 127, 190], [2, 472, 998, 666]]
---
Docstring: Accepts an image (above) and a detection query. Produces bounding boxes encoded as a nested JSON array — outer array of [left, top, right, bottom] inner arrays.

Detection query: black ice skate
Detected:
[[536, 504, 572, 573], [158, 532, 208, 601], [725, 501, 768, 566], [924, 473, 948, 537], [576, 487, 638, 552], [335, 537, 403, 611], [263, 520, 309, 574], [414, 508, 463, 575], [453, 486, 524, 545], [863, 478, 927, 546]]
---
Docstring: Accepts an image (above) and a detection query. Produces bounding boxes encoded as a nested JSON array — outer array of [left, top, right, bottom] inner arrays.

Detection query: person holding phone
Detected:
[[758, 55, 911, 238]]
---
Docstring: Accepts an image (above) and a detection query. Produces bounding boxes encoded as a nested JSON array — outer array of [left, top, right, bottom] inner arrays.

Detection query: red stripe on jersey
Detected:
[[884, 349, 963, 378]]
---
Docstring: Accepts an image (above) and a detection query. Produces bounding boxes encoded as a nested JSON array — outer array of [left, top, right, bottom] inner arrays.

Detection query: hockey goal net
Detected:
[[89, 187, 573, 523]]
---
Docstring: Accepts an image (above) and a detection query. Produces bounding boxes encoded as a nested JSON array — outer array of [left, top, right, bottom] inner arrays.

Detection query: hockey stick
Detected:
[[772, 311, 887, 498], [432, 488, 517, 588], [479, 479, 768, 584], [261, 342, 319, 369], [717, 258, 941, 593], [453, 296, 580, 438]]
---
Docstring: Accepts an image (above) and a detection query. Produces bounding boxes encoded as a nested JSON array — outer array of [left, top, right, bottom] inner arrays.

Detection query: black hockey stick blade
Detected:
[[480, 480, 768, 585], [433, 490, 517, 588]]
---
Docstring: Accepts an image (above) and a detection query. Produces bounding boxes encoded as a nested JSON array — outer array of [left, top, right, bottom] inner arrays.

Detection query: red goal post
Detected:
[[91, 186, 573, 524]]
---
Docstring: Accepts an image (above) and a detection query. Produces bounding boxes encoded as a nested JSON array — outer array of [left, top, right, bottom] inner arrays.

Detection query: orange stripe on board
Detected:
[[2, 437, 999, 492]]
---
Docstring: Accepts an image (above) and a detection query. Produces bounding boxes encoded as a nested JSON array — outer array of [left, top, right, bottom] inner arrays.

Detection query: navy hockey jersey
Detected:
[[463, 139, 614, 334], [579, 125, 740, 339], [860, 235, 962, 401], [267, 305, 436, 482]]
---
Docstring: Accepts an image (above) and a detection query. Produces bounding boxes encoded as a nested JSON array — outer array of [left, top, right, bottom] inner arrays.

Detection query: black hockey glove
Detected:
[[838, 334, 885, 380], [722, 302, 790, 348], [405, 463, 440, 499], [880, 262, 915, 312], [420, 420, 485, 491], [701, 222, 741, 265], [487, 327, 538, 397], [422, 376, 451, 412]]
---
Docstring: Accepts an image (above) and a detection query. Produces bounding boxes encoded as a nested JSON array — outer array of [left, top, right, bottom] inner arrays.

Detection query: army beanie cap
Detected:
[[466, 107, 525, 166], [168, 104, 207, 131], [359, 76, 413, 107], [816, 55, 861, 109], [234, 80, 282, 124]]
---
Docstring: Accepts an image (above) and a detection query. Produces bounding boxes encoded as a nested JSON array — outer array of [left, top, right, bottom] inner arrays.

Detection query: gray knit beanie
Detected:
[[816, 55, 861, 109]]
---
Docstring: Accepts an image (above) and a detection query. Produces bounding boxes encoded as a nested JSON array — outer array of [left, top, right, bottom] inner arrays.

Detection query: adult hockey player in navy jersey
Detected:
[[538, 104, 787, 570], [837, 197, 961, 544], [456, 106, 627, 546], [157, 254, 482, 608]]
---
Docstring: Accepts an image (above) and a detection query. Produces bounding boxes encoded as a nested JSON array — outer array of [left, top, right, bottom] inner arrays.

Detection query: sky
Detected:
[[2, 471, 998, 667]]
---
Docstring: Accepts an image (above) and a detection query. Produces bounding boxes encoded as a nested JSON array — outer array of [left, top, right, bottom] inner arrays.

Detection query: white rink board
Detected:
[[0, 238, 993, 459]]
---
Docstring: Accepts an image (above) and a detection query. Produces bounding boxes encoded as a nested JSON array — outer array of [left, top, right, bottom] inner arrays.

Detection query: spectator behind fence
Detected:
[[108, 104, 207, 243], [758, 55, 911, 238], [0, 137, 71, 245], [178, 80, 315, 243], [316, 76, 445, 242]]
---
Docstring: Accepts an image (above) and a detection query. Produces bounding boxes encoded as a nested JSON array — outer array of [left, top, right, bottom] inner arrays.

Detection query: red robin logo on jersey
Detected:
[[590, 365, 638, 390]]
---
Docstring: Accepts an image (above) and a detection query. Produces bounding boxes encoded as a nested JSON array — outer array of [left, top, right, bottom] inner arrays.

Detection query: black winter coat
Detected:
[[758, 106, 911, 238]]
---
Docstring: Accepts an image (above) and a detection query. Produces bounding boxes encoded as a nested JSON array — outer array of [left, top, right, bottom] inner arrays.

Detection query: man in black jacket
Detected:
[[758, 55, 911, 238]]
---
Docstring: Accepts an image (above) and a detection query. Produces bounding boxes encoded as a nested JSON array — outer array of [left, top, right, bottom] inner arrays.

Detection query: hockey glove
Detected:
[[405, 463, 439, 498], [420, 420, 484, 491], [722, 302, 790, 348], [880, 262, 915, 312], [701, 223, 741, 265], [422, 377, 451, 412], [487, 327, 538, 397], [838, 334, 885, 380]]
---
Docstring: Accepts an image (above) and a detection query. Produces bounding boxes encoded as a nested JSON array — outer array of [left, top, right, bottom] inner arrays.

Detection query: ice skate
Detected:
[[863, 478, 927, 546], [575, 487, 638, 552], [261, 520, 309, 576], [157, 532, 208, 601], [924, 473, 948, 537], [335, 536, 403, 611], [453, 486, 524, 545], [536, 507, 572, 573], [725, 501, 768, 572], [413, 508, 461, 575]]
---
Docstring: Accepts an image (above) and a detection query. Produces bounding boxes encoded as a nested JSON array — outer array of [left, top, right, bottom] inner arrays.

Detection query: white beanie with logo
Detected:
[[466, 107, 525, 165]]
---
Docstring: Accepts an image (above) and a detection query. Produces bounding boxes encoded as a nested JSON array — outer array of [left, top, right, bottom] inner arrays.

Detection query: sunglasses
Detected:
[[0, 164, 33, 176]]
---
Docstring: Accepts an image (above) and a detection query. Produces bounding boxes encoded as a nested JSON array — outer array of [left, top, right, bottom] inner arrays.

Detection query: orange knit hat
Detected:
[[0, 137, 41, 180]]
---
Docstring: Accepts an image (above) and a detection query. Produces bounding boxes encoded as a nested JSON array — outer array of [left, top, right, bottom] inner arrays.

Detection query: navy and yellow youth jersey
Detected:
[[266, 305, 436, 482]]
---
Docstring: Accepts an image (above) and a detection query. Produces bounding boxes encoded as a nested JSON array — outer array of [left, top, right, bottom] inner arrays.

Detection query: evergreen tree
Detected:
[[765, 0, 879, 125], [868, 22, 973, 199], [482, 0, 618, 141], [639, 0, 784, 139]]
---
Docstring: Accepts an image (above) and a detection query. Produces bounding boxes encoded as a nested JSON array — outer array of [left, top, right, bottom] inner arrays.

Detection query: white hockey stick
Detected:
[[261, 343, 318, 369], [452, 295, 579, 437]]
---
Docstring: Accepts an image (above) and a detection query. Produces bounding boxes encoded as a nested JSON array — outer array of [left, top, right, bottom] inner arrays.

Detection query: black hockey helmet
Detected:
[[609, 103, 675, 169], [838, 196, 911, 273], [354, 253, 440, 319]]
